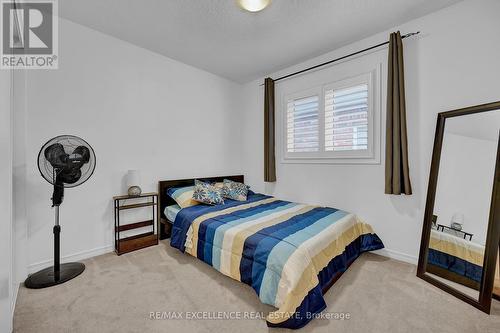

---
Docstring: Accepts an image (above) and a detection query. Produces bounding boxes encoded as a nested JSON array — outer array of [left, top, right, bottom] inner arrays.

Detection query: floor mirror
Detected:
[[417, 101, 500, 313]]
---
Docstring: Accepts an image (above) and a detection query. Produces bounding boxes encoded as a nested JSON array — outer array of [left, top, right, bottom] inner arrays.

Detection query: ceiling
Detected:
[[59, 0, 462, 83]]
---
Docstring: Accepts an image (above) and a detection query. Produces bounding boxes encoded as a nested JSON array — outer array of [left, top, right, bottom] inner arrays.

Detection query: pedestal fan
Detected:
[[25, 135, 96, 289]]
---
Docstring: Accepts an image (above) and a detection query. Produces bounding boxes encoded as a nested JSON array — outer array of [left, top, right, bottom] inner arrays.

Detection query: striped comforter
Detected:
[[170, 193, 383, 329], [428, 229, 484, 283]]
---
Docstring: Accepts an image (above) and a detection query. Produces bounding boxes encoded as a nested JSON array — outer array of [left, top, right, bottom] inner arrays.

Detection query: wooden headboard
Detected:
[[157, 175, 244, 239]]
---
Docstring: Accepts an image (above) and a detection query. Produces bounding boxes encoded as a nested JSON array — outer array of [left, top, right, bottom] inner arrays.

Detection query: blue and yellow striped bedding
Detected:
[[164, 204, 181, 223], [428, 229, 484, 283], [170, 193, 384, 329], [167, 185, 199, 208]]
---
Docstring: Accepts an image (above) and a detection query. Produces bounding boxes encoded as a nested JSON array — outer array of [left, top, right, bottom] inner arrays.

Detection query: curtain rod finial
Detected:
[[404, 31, 420, 38]]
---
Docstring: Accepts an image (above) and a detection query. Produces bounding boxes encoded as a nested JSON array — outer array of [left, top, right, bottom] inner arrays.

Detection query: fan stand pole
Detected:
[[54, 206, 61, 281]]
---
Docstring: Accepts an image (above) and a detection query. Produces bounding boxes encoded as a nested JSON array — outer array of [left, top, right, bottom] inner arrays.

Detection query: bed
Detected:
[[158, 176, 384, 329], [427, 229, 484, 289]]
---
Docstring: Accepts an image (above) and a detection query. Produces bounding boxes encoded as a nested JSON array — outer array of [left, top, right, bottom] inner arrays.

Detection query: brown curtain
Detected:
[[385, 31, 412, 195], [264, 77, 276, 182]]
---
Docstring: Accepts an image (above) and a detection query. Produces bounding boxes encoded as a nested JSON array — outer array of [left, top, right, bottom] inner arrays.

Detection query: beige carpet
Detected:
[[14, 241, 500, 333]]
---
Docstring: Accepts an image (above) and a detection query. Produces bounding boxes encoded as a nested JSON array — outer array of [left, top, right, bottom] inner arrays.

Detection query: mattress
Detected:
[[164, 204, 181, 223], [170, 192, 383, 329]]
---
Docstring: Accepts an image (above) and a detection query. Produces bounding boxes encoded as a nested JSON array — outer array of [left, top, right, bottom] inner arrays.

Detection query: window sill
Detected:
[[280, 156, 381, 165]]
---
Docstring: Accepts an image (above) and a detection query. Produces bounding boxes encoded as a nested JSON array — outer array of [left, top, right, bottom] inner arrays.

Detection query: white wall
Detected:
[[240, 0, 500, 263], [0, 69, 13, 332], [434, 133, 497, 246], [23, 18, 243, 271], [12, 68, 28, 309]]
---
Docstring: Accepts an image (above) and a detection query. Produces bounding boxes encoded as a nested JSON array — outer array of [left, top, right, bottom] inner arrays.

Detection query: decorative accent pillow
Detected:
[[222, 179, 248, 201], [166, 185, 199, 208], [192, 180, 225, 205]]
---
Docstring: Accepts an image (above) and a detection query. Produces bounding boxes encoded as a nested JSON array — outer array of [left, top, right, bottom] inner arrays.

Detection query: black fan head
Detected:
[[44, 143, 68, 168], [38, 135, 96, 188]]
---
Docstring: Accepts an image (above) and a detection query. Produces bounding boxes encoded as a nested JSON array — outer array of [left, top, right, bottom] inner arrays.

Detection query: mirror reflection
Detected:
[[426, 109, 500, 300]]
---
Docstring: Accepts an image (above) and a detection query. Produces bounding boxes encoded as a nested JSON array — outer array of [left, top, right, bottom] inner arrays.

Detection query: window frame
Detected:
[[281, 65, 380, 165]]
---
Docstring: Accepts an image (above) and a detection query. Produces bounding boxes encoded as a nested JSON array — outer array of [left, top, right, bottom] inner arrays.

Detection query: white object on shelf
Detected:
[[126, 170, 142, 196], [127, 170, 141, 187], [450, 213, 464, 231]]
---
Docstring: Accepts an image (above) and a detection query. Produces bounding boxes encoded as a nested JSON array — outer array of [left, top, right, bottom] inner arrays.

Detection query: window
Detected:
[[283, 70, 379, 164], [286, 95, 319, 153], [324, 83, 368, 152]]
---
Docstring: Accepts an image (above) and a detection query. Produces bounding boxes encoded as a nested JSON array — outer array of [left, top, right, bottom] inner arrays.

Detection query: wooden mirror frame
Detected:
[[417, 101, 500, 314]]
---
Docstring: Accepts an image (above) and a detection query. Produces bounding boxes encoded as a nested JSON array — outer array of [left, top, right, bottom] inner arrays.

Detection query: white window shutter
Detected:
[[325, 84, 368, 152], [286, 95, 319, 153]]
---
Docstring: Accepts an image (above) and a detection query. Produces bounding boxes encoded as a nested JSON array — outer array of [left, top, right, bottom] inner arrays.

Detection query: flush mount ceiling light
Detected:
[[237, 0, 271, 12]]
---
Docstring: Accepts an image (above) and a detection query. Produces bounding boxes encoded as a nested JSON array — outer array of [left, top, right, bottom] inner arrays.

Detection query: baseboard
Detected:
[[11, 282, 19, 329], [26, 246, 417, 272], [28, 245, 114, 274], [372, 248, 418, 265]]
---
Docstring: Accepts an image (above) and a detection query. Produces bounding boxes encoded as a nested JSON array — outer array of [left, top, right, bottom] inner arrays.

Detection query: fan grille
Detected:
[[38, 135, 96, 188]]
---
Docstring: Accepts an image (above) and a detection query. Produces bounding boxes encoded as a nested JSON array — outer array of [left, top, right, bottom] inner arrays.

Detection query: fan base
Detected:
[[24, 263, 85, 289]]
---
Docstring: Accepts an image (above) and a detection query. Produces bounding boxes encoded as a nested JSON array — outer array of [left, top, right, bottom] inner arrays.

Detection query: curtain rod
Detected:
[[260, 31, 420, 86]]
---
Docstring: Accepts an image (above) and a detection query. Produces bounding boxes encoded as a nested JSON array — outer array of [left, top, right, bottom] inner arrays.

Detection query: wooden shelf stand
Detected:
[[113, 192, 158, 255]]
